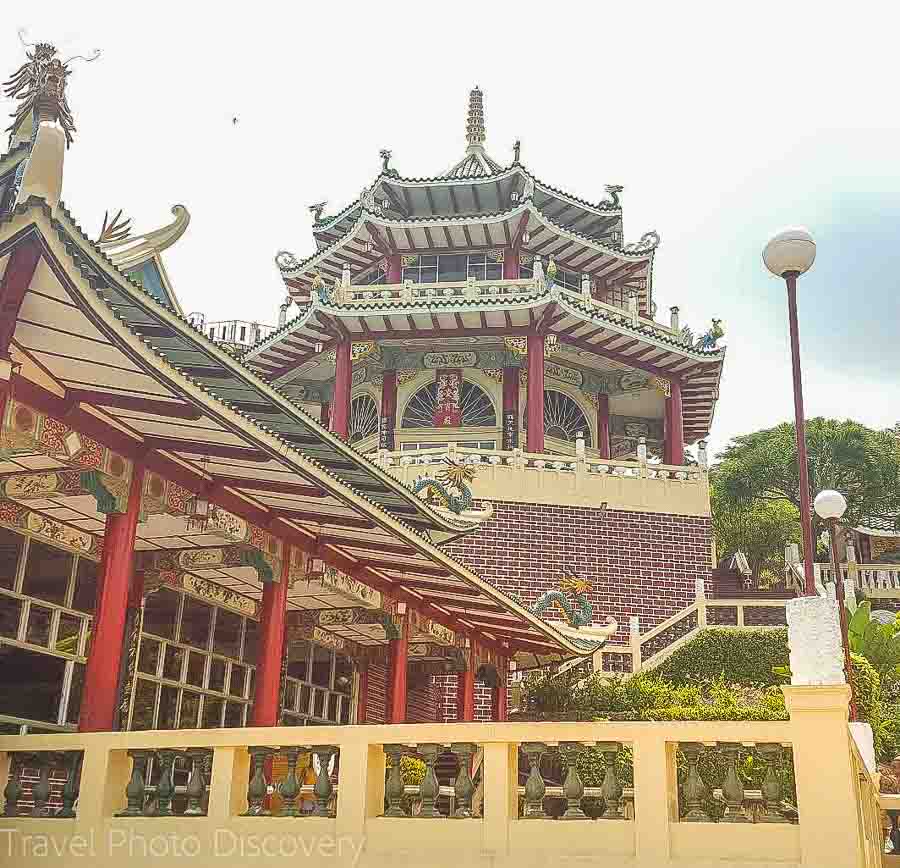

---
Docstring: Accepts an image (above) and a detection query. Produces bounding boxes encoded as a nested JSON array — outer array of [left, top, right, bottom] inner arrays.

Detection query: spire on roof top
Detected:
[[466, 85, 486, 149]]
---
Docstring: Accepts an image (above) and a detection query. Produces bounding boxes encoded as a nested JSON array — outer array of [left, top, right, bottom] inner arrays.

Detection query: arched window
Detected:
[[349, 394, 379, 443], [401, 380, 496, 428], [524, 390, 592, 445]]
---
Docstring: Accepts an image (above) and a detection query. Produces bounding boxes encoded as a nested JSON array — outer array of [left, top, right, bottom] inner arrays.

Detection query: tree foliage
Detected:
[[714, 418, 900, 540], [710, 483, 800, 583]]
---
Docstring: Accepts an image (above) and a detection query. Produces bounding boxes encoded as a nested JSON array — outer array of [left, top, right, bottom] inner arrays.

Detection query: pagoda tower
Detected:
[[246, 88, 726, 714]]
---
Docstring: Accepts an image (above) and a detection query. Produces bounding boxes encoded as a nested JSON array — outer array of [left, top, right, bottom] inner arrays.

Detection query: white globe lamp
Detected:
[[762, 226, 816, 277], [814, 489, 848, 521]]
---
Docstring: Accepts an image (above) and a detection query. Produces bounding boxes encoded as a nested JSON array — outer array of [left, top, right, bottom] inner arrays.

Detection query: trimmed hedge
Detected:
[[654, 628, 789, 686]]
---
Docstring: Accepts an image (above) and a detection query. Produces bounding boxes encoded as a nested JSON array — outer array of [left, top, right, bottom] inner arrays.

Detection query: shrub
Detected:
[[655, 629, 789, 686]]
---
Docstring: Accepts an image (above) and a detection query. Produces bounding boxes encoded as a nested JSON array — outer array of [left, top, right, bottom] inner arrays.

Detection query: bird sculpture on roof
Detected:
[[695, 318, 725, 350]]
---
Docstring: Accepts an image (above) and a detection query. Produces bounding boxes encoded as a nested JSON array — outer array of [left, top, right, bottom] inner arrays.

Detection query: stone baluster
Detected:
[[521, 742, 547, 818], [117, 749, 151, 817], [416, 744, 441, 818], [451, 743, 476, 819], [244, 746, 272, 816], [383, 744, 407, 817], [758, 744, 785, 823], [598, 742, 623, 819], [679, 743, 710, 822], [312, 745, 337, 817], [58, 752, 82, 818], [3, 754, 22, 817], [184, 748, 212, 816], [155, 749, 177, 816], [30, 754, 52, 817], [560, 742, 587, 820], [720, 744, 748, 822], [278, 747, 302, 817]]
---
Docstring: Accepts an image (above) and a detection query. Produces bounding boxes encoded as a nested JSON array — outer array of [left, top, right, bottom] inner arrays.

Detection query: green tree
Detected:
[[714, 418, 900, 543], [710, 482, 800, 584]]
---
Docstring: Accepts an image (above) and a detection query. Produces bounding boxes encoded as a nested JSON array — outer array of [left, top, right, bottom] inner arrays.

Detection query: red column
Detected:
[[458, 654, 475, 722], [665, 379, 684, 466], [319, 401, 331, 428], [379, 370, 397, 450], [502, 367, 519, 450], [386, 254, 402, 284], [79, 466, 145, 732], [356, 663, 369, 724], [331, 340, 351, 440], [250, 552, 291, 726], [503, 247, 518, 280], [526, 332, 545, 453], [597, 393, 611, 459], [491, 663, 508, 722], [389, 611, 408, 724]]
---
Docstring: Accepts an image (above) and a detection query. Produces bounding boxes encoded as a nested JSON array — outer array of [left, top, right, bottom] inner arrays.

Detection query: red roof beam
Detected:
[[66, 389, 203, 421], [0, 236, 42, 359]]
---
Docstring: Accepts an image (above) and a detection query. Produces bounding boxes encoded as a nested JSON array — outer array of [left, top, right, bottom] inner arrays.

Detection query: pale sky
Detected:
[[5, 2, 900, 457]]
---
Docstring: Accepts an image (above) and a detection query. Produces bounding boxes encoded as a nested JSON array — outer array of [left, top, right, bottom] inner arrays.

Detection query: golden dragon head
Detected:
[[559, 570, 592, 597], [437, 458, 477, 489]]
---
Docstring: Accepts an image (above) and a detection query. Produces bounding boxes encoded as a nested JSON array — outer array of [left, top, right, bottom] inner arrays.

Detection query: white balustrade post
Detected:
[[336, 741, 383, 845], [695, 577, 707, 628], [629, 615, 642, 674], [637, 437, 648, 478], [669, 305, 680, 333], [633, 732, 677, 867], [786, 595, 845, 686], [208, 745, 250, 821], [481, 742, 517, 855]]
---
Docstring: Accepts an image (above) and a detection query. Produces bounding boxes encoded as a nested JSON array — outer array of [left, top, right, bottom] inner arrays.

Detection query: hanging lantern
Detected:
[[185, 457, 217, 532]]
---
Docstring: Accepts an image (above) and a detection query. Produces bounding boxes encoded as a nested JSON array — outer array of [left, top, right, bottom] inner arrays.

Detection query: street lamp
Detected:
[[814, 488, 857, 718], [763, 227, 817, 595]]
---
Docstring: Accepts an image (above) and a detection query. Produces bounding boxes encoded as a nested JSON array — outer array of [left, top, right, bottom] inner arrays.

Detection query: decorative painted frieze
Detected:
[[650, 376, 671, 397], [351, 367, 367, 387], [0, 400, 133, 513], [144, 567, 260, 616], [321, 565, 383, 609], [142, 545, 292, 586], [351, 341, 377, 364], [544, 361, 583, 388], [0, 499, 102, 558], [305, 606, 399, 640], [423, 351, 477, 369], [409, 608, 455, 646]]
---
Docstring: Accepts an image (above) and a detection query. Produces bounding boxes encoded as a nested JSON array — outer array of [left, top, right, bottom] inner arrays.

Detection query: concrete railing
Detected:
[[787, 562, 900, 600], [378, 443, 709, 515], [0, 686, 878, 867], [596, 592, 789, 676]]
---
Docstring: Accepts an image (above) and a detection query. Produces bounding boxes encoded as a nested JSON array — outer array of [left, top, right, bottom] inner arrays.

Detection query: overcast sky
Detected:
[[5, 2, 899, 457]]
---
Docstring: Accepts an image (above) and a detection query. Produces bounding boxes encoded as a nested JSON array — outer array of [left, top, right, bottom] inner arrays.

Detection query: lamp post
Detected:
[[763, 227, 817, 595], [813, 488, 857, 719]]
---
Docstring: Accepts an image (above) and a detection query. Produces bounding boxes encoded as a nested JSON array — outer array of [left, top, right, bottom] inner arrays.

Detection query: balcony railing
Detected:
[[787, 562, 900, 599], [336, 276, 682, 341], [0, 687, 881, 867], [378, 443, 709, 515]]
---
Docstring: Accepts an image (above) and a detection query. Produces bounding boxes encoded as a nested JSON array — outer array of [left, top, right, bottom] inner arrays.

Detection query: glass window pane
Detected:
[[21, 540, 72, 605], [284, 679, 298, 711], [186, 651, 206, 687], [209, 658, 226, 693], [311, 645, 332, 687], [143, 588, 180, 639], [71, 558, 99, 614], [179, 597, 212, 649], [420, 255, 436, 267], [0, 647, 64, 721], [55, 613, 82, 654], [287, 640, 310, 681], [163, 645, 186, 681], [420, 267, 437, 283], [313, 689, 325, 718], [0, 527, 23, 590], [66, 662, 84, 724], [327, 694, 339, 722], [130, 679, 158, 730], [0, 596, 23, 638], [299, 684, 311, 715], [26, 604, 53, 646], [243, 619, 259, 664], [224, 702, 244, 728], [230, 664, 246, 697], [138, 637, 160, 676], [486, 263, 502, 280], [158, 685, 179, 729], [212, 609, 242, 658], [179, 691, 200, 728], [202, 697, 223, 728], [438, 254, 466, 282]]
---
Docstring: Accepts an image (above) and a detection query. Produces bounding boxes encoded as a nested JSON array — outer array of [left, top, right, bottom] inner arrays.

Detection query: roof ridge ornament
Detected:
[[466, 85, 486, 149], [604, 185, 624, 208]]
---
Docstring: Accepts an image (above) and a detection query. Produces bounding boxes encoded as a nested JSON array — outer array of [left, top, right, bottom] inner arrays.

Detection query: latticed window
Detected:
[[357, 265, 386, 285], [401, 253, 503, 284], [401, 381, 497, 428], [349, 394, 379, 443], [524, 390, 593, 445]]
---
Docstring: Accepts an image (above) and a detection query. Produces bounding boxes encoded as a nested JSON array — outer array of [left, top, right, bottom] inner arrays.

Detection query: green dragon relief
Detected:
[[530, 571, 594, 628], [412, 459, 475, 515]]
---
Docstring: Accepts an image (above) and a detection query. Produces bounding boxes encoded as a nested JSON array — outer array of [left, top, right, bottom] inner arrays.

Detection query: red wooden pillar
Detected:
[[491, 663, 508, 722], [458, 651, 475, 722], [503, 247, 519, 280], [501, 366, 519, 450], [386, 254, 402, 284], [389, 611, 409, 724], [526, 332, 545, 453], [331, 340, 351, 440], [597, 393, 611, 459], [665, 379, 684, 466], [79, 466, 145, 732], [356, 663, 369, 724], [250, 553, 291, 726], [320, 401, 331, 428], [379, 369, 397, 450]]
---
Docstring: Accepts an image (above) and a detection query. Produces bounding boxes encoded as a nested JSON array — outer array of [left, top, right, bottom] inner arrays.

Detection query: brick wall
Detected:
[[365, 663, 439, 723], [445, 500, 713, 645], [365, 663, 388, 724]]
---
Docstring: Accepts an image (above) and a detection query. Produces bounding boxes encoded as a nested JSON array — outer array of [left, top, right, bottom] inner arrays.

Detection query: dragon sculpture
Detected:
[[531, 570, 594, 629], [412, 459, 475, 515]]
